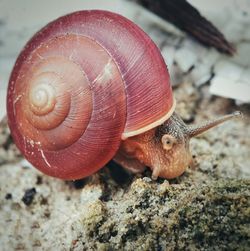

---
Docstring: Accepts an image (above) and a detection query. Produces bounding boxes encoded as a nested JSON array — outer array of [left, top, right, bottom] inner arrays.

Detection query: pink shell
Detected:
[[7, 10, 174, 179]]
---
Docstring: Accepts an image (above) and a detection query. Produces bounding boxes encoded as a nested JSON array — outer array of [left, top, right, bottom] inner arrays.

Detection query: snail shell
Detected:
[[7, 10, 175, 179]]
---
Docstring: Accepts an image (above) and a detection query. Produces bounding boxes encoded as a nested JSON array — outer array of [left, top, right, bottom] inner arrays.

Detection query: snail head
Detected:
[[118, 111, 242, 180]]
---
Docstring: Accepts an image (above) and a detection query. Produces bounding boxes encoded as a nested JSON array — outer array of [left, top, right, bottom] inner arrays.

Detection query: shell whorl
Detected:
[[7, 10, 174, 179]]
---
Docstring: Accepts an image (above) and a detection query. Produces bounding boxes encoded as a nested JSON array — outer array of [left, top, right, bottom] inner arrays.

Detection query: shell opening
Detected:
[[122, 99, 176, 139]]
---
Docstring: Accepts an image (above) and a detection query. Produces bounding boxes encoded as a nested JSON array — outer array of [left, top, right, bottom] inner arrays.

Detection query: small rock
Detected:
[[5, 193, 12, 200], [22, 188, 36, 206], [214, 60, 243, 80], [174, 47, 197, 72], [210, 75, 250, 103], [161, 45, 175, 69]]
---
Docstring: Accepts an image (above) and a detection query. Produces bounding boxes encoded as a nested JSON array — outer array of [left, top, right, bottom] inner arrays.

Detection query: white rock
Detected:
[[174, 47, 197, 72], [191, 63, 211, 86], [214, 60, 243, 80], [210, 75, 250, 103], [161, 46, 176, 69], [240, 69, 250, 83], [202, 49, 220, 68], [194, 73, 212, 86]]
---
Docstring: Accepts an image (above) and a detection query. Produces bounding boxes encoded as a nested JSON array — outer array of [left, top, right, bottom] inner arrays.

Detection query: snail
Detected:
[[7, 10, 241, 180]]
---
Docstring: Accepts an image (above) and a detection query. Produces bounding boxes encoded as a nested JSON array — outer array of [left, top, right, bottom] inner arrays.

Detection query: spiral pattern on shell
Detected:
[[7, 10, 174, 179]]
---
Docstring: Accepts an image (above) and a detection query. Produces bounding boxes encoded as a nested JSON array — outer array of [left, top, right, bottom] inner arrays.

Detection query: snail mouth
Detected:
[[150, 144, 192, 180]]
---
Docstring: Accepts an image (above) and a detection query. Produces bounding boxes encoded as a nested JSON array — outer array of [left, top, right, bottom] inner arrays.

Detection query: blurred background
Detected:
[[0, 0, 250, 120]]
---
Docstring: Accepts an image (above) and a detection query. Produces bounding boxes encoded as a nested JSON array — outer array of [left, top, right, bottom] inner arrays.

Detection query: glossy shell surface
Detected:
[[7, 10, 174, 179]]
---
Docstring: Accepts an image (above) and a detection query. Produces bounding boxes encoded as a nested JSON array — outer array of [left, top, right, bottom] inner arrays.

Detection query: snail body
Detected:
[[7, 10, 240, 180]]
